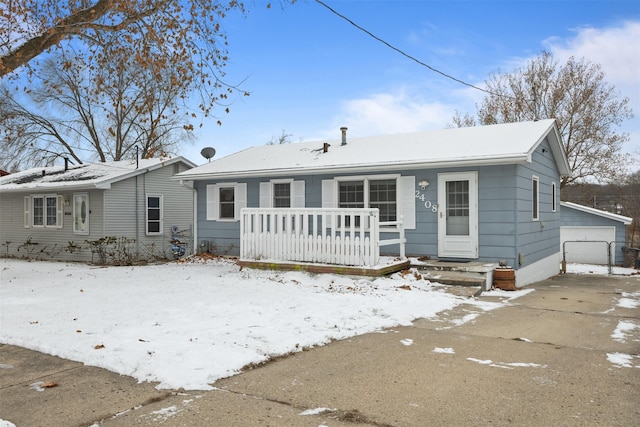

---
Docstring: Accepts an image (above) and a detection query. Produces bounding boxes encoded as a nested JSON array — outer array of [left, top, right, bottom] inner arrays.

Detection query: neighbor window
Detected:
[[532, 176, 539, 220], [29, 194, 62, 228], [73, 193, 89, 235], [552, 182, 557, 212], [146, 194, 163, 235]]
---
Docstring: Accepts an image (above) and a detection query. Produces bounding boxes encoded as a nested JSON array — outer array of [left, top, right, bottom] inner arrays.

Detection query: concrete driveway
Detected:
[[1, 273, 639, 426]]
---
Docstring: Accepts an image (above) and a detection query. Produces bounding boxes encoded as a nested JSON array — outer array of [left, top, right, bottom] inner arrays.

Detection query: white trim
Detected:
[[515, 251, 562, 287], [437, 171, 479, 259], [145, 193, 163, 235], [24, 196, 30, 228], [56, 195, 64, 229], [73, 193, 90, 235], [532, 175, 539, 221], [560, 201, 632, 224], [29, 194, 60, 228], [259, 179, 305, 208], [206, 183, 246, 222]]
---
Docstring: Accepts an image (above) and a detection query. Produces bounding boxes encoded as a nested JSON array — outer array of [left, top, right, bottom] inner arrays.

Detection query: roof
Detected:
[[0, 157, 196, 193], [561, 201, 633, 225], [177, 119, 570, 180]]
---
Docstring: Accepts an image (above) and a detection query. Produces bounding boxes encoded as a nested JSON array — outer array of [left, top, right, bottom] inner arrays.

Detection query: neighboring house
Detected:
[[0, 157, 196, 263], [176, 119, 571, 287], [560, 201, 632, 265]]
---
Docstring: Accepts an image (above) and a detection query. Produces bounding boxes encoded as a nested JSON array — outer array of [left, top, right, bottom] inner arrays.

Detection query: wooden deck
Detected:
[[237, 258, 411, 276]]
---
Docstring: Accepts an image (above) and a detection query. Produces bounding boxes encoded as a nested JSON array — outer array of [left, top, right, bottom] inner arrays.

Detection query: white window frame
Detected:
[[532, 175, 539, 221], [322, 174, 416, 229], [73, 193, 90, 235], [27, 194, 63, 229], [146, 194, 163, 235], [206, 183, 247, 221], [551, 181, 557, 212], [259, 179, 305, 208]]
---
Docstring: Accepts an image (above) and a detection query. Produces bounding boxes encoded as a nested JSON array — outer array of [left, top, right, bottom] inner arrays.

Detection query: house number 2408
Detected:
[[415, 190, 438, 212]]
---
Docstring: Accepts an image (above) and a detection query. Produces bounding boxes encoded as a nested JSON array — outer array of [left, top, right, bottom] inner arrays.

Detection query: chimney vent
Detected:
[[64, 157, 69, 171], [323, 142, 330, 153], [340, 127, 348, 146]]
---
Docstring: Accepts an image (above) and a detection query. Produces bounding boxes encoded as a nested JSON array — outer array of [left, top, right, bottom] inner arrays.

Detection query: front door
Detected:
[[438, 171, 478, 259]]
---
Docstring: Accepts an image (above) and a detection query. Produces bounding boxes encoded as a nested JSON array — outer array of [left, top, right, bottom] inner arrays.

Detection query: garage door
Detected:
[[560, 226, 615, 264]]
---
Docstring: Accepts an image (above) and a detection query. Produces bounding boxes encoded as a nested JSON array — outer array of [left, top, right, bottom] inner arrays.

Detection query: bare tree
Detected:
[[453, 51, 634, 187], [0, 1, 296, 123], [267, 129, 294, 145], [0, 51, 192, 168]]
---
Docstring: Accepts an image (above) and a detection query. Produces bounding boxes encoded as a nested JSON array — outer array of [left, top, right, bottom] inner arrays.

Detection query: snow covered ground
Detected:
[[0, 257, 637, 394]]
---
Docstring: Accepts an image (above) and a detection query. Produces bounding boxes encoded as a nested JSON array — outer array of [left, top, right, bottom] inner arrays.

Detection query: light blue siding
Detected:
[[194, 137, 566, 270]]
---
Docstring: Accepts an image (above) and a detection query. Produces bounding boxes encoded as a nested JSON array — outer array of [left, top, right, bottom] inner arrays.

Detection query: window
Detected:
[[370, 179, 397, 222], [219, 187, 235, 219], [322, 175, 416, 230], [532, 176, 539, 220], [146, 194, 163, 235], [273, 183, 291, 208], [552, 182, 557, 212], [33, 196, 44, 226], [259, 180, 305, 208], [28, 194, 62, 228], [339, 181, 365, 209], [446, 180, 470, 235], [73, 193, 89, 235], [206, 183, 247, 221]]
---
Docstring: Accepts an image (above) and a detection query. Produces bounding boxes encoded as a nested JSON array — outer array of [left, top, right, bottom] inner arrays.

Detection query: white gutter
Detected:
[[174, 154, 533, 181]]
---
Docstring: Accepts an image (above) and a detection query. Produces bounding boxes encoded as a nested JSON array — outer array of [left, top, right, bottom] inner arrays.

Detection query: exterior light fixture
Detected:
[[419, 179, 429, 190]]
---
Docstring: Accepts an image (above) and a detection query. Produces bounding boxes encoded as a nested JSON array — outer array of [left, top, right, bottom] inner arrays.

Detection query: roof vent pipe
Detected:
[[323, 142, 330, 153], [64, 157, 69, 171], [340, 127, 348, 146]]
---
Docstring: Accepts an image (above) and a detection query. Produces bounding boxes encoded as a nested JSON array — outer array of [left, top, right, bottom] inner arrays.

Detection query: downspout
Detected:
[[135, 174, 140, 255], [180, 180, 197, 255]]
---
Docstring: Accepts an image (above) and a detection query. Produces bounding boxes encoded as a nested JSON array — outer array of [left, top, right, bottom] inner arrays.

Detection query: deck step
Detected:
[[420, 270, 485, 287], [411, 260, 499, 293]]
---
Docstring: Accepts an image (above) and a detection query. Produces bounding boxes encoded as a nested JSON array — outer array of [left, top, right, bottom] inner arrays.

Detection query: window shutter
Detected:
[[292, 180, 305, 208], [56, 195, 64, 228], [234, 183, 247, 220], [259, 182, 271, 208], [206, 185, 219, 220], [321, 179, 335, 208], [398, 176, 416, 230], [24, 196, 30, 228], [322, 179, 335, 227]]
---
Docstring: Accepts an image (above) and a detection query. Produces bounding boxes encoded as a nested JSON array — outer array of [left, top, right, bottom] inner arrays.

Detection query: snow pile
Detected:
[[1, 257, 506, 390]]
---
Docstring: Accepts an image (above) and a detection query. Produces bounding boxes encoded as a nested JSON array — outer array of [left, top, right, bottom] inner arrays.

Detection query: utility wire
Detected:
[[314, 0, 523, 101]]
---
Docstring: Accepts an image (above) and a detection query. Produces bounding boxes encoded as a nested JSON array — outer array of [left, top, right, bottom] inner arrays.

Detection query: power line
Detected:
[[314, 0, 523, 101]]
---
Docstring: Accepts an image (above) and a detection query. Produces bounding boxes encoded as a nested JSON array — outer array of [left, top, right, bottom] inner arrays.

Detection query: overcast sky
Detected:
[[178, 1, 640, 167]]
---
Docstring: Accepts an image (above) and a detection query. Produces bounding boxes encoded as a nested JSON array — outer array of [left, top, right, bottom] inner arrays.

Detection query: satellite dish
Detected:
[[200, 147, 216, 162]]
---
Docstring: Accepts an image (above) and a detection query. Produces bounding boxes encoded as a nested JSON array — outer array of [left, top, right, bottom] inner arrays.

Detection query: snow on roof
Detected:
[[561, 201, 633, 225], [178, 119, 569, 180], [0, 157, 195, 192]]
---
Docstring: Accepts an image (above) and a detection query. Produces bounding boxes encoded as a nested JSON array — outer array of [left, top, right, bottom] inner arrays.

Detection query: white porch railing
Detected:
[[240, 208, 405, 267]]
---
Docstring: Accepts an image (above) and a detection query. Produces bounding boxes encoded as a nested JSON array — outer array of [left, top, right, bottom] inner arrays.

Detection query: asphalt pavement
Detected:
[[1, 272, 639, 427]]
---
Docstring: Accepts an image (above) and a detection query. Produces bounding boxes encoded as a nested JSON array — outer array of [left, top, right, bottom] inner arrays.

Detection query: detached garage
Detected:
[[560, 201, 632, 265]]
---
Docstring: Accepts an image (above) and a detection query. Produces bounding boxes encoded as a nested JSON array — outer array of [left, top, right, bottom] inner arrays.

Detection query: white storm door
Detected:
[[438, 171, 478, 258]]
